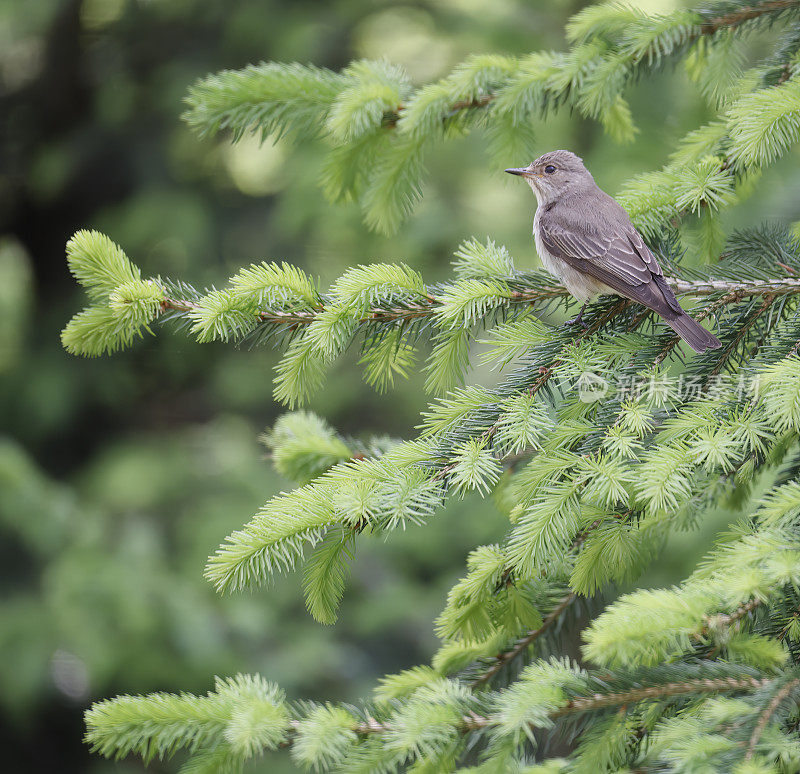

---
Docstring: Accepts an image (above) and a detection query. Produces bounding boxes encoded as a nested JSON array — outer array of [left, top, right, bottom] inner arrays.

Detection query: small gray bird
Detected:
[[506, 150, 721, 353]]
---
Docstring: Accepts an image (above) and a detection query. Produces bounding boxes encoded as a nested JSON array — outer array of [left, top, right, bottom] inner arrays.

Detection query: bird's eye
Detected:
[[544, 164, 556, 174]]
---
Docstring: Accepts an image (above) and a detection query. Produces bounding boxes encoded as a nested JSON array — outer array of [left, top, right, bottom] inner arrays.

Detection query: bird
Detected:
[[505, 150, 721, 354]]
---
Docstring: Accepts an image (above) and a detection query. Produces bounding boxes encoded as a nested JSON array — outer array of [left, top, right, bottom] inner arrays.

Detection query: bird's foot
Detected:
[[566, 303, 589, 329]]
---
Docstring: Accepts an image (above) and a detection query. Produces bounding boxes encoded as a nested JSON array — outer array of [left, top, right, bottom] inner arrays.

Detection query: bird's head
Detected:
[[505, 150, 594, 204]]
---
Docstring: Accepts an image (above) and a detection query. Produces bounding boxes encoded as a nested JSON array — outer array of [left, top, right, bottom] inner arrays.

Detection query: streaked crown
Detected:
[[530, 150, 586, 173]]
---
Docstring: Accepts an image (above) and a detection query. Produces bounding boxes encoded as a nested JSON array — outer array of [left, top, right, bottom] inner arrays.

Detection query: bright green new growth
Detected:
[[66, 229, 143, 301], [61, 230, 165, 356], [65, 0, 800, 771], [84, 674, 289, 764]]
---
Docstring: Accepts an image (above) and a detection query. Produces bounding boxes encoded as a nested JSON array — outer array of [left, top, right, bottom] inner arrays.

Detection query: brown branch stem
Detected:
[[745, 677, 800, 760], [706, 293, 777, 380], [471, 592, 578, 689], [158, 276, 800, 333], [700, 0, 799, 35], [706, 597, 763, 630], [285, 674, 771, 740], [554, 676, 771, 717]]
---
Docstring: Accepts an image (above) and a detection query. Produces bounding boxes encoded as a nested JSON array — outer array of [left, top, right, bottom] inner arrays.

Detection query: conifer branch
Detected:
[[376, 673, 770, 729], [701, 0, 800, 35], [470, 592, 578, 689], [85, 669, 773, 764], [706, 597, 763, 630], [704, 292, 778, 379], [745, 676, 800, 759], [358, 1, 800, 131], [177, 1, 800, 233], [155, 276, 800, 332], [384, 94, 494, 129], [552, 675, 771, 717]]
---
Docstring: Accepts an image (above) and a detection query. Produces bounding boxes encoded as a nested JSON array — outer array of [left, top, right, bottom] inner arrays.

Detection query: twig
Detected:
[[285, 674, 772, 740], [744, 677, 800, 760], [700, 0, 799, 35], [471, 592, 578, 689], [705, 293, 777, 380], [695, 597, 764, 657], [706, 597, 763, 630], [670, 278, 800, 296], [157, 276, 800, 335], [553, 676, 771, 717]]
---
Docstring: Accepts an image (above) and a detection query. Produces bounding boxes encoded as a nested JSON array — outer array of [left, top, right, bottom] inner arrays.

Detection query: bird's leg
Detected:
[[566, 302, 589, 329]]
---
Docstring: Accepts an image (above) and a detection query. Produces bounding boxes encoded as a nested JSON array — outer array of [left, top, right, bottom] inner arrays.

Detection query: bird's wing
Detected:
[[538, 209, 683, 315]]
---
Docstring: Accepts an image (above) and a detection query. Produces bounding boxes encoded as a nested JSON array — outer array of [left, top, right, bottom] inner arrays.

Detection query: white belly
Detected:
[[533, 213, 615, 303]]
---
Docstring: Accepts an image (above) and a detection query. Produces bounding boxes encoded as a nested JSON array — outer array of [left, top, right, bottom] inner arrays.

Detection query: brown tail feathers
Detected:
[[664, 313, 722, 353]]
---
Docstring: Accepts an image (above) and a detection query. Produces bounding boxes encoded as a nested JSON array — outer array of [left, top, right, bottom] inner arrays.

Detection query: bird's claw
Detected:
[[566, 305, 589, 329], [565, 314, 588, 329]]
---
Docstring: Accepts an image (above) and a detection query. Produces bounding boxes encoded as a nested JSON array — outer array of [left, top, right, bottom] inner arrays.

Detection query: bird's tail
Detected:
[[664, 313, 722, 353]]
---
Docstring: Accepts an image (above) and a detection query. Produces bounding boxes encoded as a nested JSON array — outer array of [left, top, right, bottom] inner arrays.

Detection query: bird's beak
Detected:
[[505, 167, 539, 178]]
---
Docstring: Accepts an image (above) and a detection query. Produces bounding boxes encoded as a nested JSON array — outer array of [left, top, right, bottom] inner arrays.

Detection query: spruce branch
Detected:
[[744, 675, 800, 760], [200, 0, 800, 137], [86, 667, 776, 766], [105, 272, 800, 344], [64, 226, 800, 391], [470, 592, 579, 689], [701, 292, 778, 379], [706, 597, 764, 630], [176, 1, 800, 232], [418, 674, 772, 729], [383, 93, 494, 130], [700, 0, 800, 33], [551, 675, 771, 718], [441, 342, 794, 685]]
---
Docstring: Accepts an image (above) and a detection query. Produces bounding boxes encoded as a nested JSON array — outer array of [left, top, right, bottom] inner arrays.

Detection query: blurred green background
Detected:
[[3, 0, 800, 771]]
